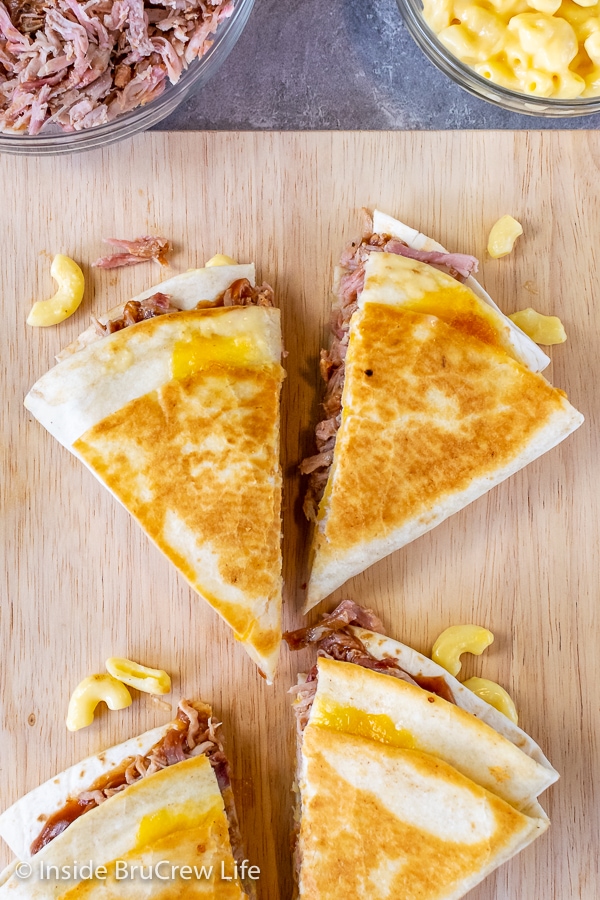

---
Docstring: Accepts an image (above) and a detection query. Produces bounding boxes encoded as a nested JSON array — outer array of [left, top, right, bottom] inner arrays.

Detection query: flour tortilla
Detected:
[[295, 633, 556, 899], [25, 267, 284, 680], [57, 264, 255, 361], [305, 225, 583, 609], [297, 725, 548, 900], [371, 210, 550, 373], [0, 723, 174, 861], [309, 650, 557, 812], [0, 755, 246, 899]]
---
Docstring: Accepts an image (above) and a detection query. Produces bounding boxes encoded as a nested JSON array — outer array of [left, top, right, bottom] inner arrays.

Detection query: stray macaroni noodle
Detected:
[[66, 674, 132, 732], [431, 625, 495, 677], [509, 307, 567, 343], [422, 0, 600, 98], [27, 255, 85, 327], [462, 676, 519, 723], [205, 254, 238, 267], [106, 657, 171, 695], [488, 215, 524, 258]]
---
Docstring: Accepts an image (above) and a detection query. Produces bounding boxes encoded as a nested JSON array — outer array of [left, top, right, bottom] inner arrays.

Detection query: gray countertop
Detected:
[[156, 0, 600, 131]]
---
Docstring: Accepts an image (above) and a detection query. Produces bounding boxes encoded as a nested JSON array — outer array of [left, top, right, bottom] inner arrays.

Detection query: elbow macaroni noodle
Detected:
[[105, 657, 172, 695], [431, 625, 495, 677], [509, 306, 567, 343], [66, 674, 132, 732], [423, 0, 600, 97], [462, 676, 519, 723], [27, 254, 85, 327], [431, 625, 519, 723], [487, 215, 523, 257]]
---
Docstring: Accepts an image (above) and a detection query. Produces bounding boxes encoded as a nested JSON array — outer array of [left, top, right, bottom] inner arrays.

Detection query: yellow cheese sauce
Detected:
[[171, 333, 256, 379], [311, 699, 417, 749], [399, 287, 508, 352], [136, 799, 222, 848]]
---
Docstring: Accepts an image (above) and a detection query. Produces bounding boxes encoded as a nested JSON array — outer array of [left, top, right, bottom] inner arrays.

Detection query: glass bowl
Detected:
[[0, 0, 254, 155], [396, 0, 600, 117]]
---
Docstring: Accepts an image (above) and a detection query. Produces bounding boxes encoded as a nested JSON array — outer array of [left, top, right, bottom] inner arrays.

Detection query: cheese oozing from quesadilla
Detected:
[[0, 701, 251, 899], [286, 602, 557, 900], [24, 267, 285, 681], [301, 212, 583, 610]]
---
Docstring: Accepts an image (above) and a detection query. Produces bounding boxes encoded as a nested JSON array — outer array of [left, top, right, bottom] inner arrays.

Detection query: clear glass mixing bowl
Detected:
[[0, 0, 254, 155]]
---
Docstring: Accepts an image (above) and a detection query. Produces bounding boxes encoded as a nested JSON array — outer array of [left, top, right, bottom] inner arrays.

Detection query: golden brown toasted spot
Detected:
[[447, 310, 499, 347], [299, 727, 531, 900], [74, 363, 283, 657], [398, 285, 509, 353], [321, 304, 567, 553], [62, 818, 244, 898]]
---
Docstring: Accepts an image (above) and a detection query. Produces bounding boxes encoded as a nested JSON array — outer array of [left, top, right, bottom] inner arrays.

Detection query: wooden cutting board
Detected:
[[0, 131, 598, 899]]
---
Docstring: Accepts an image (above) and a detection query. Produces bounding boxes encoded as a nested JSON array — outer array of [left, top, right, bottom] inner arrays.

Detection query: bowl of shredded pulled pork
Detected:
[[0, 0, 253, 152]]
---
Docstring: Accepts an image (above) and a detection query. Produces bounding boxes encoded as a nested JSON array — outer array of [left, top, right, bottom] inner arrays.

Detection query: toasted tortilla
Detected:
[[350, 626, 555, 772], [294, 625, 556, 899], [25, 268, 284, 681], [308, 656, 557, 812], [0, 722, 174, 861], [305, 233, 583, 609], [57, 264, 256, 361], [0, 755, 246, 899], [371, 210, 550, 373], [297, 725, 548, 900], [0, 702, 250, 899]]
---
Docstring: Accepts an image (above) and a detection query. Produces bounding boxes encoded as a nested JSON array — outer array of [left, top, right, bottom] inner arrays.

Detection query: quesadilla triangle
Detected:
[[301, 210, 584, 610], [25, 266, 285, 681], [285, 601, 558, 900], [0, 700, 253, 898]]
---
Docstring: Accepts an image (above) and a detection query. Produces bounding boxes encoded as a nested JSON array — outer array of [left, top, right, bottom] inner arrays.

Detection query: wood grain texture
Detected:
[[0, 132, 598, 899]]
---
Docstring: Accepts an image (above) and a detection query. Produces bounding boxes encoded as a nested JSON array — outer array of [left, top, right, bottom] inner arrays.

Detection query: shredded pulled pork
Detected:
[[92, 290, 176, 335], [217, 278, 274, 308], [284, 601, 456, 736], [30, 700, 232, 855], [94, 277, 274, 337], [284, 599, 384, 650], [0, 0, 234, 135], [338, 231, 479, 281], [301, 214, 480, 521], [92, 235, 171, 268]]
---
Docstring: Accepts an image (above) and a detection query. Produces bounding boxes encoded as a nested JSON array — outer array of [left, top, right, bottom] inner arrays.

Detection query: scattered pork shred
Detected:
[[0, 0, 234, 135], [93, 235, 171, 268], [92, 278, 274, 337]]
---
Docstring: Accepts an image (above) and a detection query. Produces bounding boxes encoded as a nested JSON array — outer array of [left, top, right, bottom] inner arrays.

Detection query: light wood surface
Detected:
[[0, 132, 598, 899]]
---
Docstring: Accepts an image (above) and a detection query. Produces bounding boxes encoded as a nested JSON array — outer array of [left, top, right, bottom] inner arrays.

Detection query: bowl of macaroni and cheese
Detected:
[[396, 0, 600, 114]]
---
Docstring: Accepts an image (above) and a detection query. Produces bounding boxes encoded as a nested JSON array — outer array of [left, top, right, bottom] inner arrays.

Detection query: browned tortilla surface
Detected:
[[298, 726, 543, 899], [317, 303, 569, 556], [74, 362, 283, 671]]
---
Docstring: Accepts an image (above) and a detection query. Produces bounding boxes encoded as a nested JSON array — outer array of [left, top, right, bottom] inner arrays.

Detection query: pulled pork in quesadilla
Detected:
[[285, 601, 558, 900], [0, 700, 253, 899], [301, 210, 583, 610], [25, 263, 284, 681]]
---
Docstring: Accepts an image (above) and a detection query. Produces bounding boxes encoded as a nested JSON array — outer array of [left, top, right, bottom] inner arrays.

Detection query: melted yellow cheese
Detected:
[[398, 286, 509, 352], [172, 333, 256, 379], [311, 699, 417, 749], [137, 799, 221, 848]]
